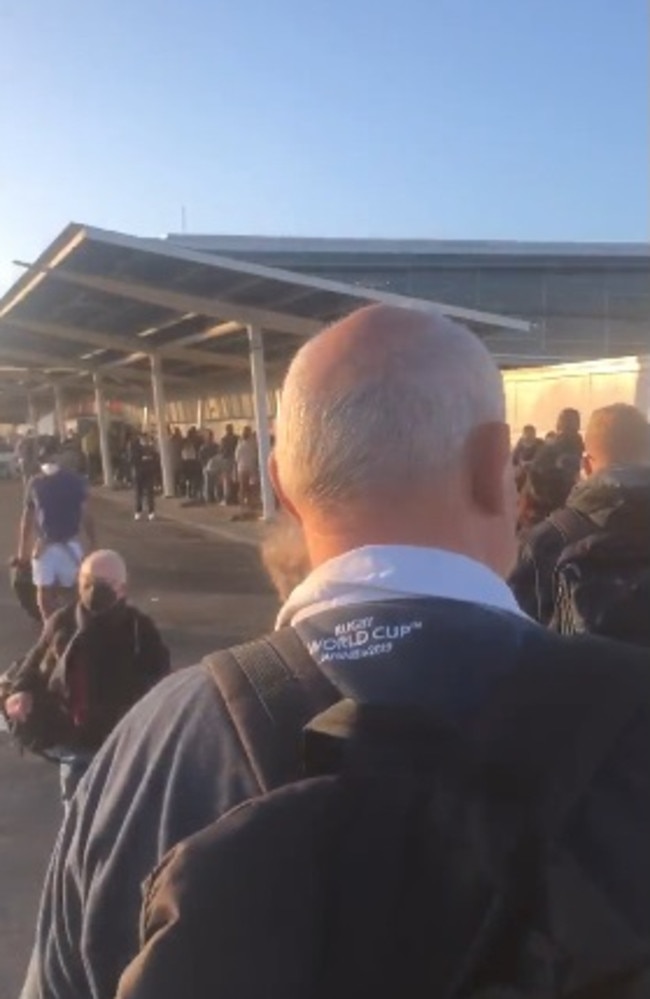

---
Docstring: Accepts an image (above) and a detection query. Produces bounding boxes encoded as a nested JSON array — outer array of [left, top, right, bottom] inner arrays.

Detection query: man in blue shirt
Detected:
[[17, 439, 96, 620]]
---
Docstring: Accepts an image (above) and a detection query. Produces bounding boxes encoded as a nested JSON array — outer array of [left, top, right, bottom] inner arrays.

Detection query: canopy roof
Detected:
[[0, 223, 531, 411]]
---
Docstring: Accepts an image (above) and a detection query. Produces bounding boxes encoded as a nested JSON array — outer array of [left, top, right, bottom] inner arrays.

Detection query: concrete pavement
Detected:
[[0, 481, 278, 997], [101, 484, 269, 548]]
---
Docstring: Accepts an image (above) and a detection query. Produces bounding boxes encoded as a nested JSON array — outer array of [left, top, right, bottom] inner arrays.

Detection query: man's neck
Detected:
[[304, 515, 482, 572]]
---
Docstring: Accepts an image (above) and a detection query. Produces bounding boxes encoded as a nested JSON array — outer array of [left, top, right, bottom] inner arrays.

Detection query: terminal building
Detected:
[[167, 235, 650, 365]]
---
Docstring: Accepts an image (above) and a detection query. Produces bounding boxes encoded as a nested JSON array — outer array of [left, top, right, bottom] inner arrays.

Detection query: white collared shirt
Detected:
[[277, 545, 524, 627]]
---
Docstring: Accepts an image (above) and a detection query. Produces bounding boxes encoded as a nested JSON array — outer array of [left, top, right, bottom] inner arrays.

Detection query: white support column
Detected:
[[27, 395, 38, 430], [53, 384, 66, 440], [93, 373, 114, 488], [150, 353, 175, 497], [196, 397, 204, 429], [247, 325, 274, 521]]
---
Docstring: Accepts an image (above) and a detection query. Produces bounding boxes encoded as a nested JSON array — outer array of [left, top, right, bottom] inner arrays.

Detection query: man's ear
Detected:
[[269, 453, 300, 522], [466, 422, 513, 517]]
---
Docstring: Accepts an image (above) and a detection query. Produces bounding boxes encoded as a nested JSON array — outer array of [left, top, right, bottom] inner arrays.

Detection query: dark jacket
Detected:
[[198, 442, 219, 466], [11, 600, 170, 751], [129, 440, 160, 478], [117, 631, 650, 999], [541, 430, 585, 475], [512, 436, 544, 466], [20, 599, 650, 999], [509, 465, 650, 624]]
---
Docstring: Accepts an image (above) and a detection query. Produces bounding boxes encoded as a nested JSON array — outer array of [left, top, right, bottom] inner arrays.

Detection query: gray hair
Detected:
[[275, 308, 505, 506]]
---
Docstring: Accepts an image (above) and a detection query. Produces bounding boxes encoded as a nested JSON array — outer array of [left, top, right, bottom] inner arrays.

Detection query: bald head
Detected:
[[79, 550, 128, 609], [585, 404, 650, 474], [272, 305, 516, 577], [275, 304, 505, 507]]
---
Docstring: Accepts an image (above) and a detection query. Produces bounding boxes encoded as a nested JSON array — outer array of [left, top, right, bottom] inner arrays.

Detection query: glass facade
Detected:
[[216, 248, 650, 363], [310, 263, 649, 361]]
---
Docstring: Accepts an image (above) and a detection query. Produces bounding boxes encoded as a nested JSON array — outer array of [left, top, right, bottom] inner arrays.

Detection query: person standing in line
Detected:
[[179, 435, 201, 501], [199, 431, 221, 504], [129, 434, 159, 521], [510, 403, 650, 628], [169, 428, 184, 497], [512, 424, 544, 467], [235, 426, 258, 507], [540, 408, 585, 477], [219, 424, 239, 505], [15, 431, 40, 485], [17, 439, 96, 621], [81, 424, 102, 484]]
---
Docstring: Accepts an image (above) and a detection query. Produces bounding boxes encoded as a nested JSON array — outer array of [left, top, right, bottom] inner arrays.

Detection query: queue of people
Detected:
[[511, 402, 650, 642], [11, 420, 265, 523], [4, 303, 650, 999], [167, 423, 261, 507], [120, 422, 261, 513]]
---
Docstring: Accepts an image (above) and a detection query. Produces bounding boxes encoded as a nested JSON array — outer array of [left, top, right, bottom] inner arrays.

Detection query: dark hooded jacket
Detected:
[[509, 465, 650, 625], [10, 599, 170, 750], [540, 430, 585, 475]]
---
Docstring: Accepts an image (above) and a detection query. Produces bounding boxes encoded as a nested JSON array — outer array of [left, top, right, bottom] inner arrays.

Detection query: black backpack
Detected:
[[116, 630, 650, 999], [551, 528, 650, 647]]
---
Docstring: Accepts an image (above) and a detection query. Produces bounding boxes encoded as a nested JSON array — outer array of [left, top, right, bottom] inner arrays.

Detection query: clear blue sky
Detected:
[[0, 0, 647, 292]]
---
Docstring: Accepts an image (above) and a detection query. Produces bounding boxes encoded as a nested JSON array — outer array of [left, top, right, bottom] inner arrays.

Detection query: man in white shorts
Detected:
[[17, 439, 96, 620]]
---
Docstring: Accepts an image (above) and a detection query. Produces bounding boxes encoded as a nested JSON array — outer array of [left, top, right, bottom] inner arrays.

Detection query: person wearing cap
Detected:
[[16, 438, 96, 620], [5, 549, 170, 805]]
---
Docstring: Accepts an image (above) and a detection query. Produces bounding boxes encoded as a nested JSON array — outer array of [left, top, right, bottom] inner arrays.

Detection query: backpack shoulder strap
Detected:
[[548, 507, 592, 548], [204, 628, 340, 792]]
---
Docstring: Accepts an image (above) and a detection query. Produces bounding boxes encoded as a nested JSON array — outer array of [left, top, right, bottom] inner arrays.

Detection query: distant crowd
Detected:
[[165, 423, 261, 507], [11, 420, 265, 515]]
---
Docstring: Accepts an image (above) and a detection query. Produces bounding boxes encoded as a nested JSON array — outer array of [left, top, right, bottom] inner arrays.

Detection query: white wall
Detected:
[[504, 355, 650, 438], [165, 388, 281, 434]]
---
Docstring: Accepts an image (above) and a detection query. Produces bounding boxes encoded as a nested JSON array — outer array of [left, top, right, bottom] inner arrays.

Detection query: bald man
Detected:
[[510, 402, 650, 628], [21, 310, 650, 999], [5, 549, 170, 806]]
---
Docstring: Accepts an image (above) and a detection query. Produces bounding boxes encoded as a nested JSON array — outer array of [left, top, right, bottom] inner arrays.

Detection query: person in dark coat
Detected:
[[512, 424, 544, 467], [129, 433, 160, 520], [219, 424, 239, 504], [510, 402, 650, 624], [515, 458, 576, 535], [538, 407, 585, 478], [5, 549, 170, 803]]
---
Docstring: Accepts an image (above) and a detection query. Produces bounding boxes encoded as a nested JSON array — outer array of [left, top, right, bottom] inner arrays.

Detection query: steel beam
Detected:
[[15, 263, 323, 337], [0, 317, 249, 372]]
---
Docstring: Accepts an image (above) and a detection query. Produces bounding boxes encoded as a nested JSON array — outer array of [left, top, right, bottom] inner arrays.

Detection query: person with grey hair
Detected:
[[5, 550, 170, 807], [20, 306, 650, 999]]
